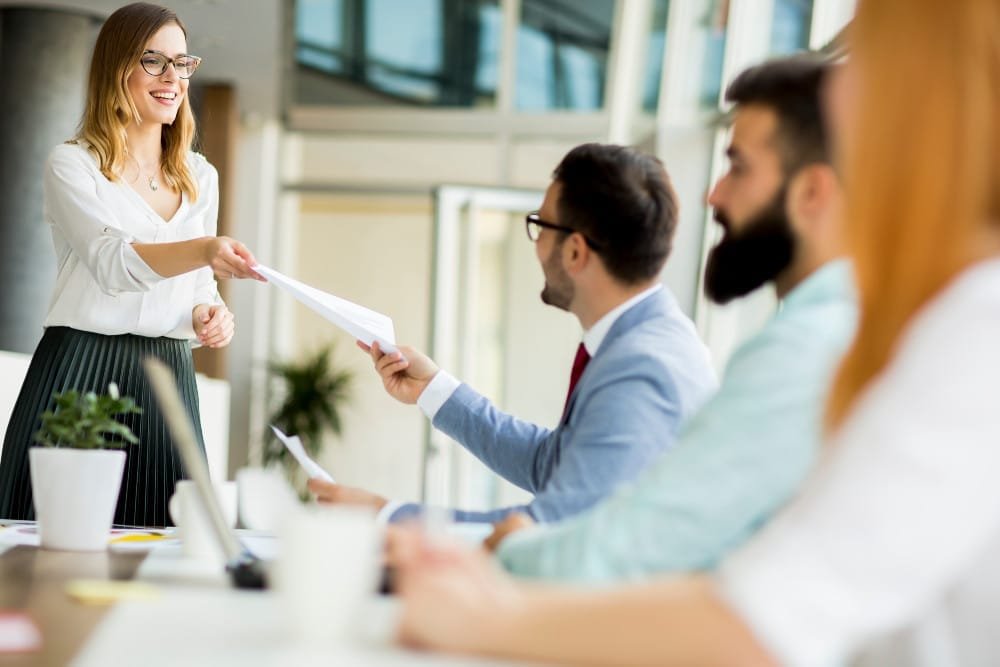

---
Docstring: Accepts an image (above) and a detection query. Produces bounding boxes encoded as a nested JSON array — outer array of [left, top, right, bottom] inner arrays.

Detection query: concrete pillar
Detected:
[[0, 8, 97, 353]]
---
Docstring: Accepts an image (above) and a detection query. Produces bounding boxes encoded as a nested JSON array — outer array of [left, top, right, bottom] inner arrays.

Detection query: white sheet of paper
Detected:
[[269, 425, 335, 483], [253, 264, 398, 354]]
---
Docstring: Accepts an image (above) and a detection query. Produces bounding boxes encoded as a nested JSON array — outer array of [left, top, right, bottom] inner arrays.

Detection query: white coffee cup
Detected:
[[274, 505, 381, 644], [236, 467, 298, 531], [168, 479, 237, 562]]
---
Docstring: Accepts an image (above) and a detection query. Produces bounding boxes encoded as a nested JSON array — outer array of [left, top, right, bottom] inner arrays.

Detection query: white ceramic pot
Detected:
[[29, 447, 126, 551]]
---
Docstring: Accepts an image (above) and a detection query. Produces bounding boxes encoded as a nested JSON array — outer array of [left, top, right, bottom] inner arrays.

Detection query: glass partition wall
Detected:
[[425, 186, 576, 509]]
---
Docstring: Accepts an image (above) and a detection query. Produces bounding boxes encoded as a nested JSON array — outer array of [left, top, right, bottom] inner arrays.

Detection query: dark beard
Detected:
[[704, 188, 795, 305]]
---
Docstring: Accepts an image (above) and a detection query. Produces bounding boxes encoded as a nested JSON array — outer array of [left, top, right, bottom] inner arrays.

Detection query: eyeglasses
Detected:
[[524, 212, 602, 250], [139, 50, 202, 79]]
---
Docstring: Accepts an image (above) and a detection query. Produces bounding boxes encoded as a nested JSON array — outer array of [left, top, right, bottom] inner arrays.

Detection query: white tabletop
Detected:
[[72, 538, 540, 667]]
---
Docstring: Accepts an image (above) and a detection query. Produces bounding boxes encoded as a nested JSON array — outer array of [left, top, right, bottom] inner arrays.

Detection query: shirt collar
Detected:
[[780, 259, 855, 313], [582, 283, 663, 356]]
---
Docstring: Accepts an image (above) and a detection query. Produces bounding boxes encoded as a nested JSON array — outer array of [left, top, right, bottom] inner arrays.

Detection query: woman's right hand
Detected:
[[203, 236, 266, 281]]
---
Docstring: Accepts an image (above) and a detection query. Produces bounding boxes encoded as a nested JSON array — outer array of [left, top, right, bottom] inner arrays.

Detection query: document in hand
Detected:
[[269, 425, 335, 483], [253, 264, 398, 354]]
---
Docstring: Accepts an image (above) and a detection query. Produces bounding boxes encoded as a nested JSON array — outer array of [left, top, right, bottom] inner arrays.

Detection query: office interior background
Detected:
[[0, 0, 854, 513]]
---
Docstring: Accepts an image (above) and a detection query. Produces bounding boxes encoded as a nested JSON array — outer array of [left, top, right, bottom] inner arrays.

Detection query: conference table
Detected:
[[0, 526, 534, 667]]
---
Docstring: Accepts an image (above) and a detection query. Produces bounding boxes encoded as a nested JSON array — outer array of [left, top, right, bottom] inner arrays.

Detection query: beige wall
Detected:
[[299, 136, 501, 187], [285, 195, 433, 503]]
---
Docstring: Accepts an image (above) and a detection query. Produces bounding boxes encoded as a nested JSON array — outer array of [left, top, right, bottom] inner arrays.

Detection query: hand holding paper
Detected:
[[270, 425, 335, 483], [363, 341, 441, 406]]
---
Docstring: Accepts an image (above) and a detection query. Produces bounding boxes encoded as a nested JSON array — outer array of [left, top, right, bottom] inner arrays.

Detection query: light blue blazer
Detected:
[[389, 289, 718, 524]]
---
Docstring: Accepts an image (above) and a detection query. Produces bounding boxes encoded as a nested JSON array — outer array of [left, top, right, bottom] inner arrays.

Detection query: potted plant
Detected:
[[30, 383, 141, 551], [263, 345, 352, 498]]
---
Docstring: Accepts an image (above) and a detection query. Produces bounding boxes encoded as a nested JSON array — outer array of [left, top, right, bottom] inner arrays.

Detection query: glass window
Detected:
[[642, 0, 671, 112], [296, 0, 345, 72], [293, 0, 501, 107], [769, 0, 813, 55], [698, 0, 728, 108], [515, 0, 615, 111]]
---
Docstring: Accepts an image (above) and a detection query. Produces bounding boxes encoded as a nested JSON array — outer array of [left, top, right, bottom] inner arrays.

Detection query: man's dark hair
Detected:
[[552, 143, 678, 285], [724, 54, 831, 174]]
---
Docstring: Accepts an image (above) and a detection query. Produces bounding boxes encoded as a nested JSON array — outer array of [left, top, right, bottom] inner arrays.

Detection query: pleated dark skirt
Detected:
[[0, 326, 206, 527]]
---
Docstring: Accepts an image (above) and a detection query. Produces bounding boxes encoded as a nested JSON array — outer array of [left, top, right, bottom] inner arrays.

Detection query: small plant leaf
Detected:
[[34, 383, 142, 450]]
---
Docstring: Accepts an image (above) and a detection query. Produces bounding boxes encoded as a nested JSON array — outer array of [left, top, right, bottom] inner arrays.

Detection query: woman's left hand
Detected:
[[192, 304, 235, 348]]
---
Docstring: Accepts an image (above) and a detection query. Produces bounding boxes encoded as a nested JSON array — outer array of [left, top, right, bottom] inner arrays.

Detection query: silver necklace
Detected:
[[129, 156, 160, 192]]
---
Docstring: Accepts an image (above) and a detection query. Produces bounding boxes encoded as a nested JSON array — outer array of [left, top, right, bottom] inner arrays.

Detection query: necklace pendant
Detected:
[[148, 176, 159, 192]]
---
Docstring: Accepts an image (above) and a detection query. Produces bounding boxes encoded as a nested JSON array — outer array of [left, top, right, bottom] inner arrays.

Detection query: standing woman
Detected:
[[0, 2, 263, 527]]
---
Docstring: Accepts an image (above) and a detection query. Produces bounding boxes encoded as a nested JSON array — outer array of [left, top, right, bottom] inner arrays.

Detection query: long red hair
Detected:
[[826, 0, 1000, 430]]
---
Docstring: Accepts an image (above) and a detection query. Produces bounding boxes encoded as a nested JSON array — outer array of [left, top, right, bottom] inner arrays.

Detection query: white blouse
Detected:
[[717, 258, 1000, 667], [42, 142, 223, 340]]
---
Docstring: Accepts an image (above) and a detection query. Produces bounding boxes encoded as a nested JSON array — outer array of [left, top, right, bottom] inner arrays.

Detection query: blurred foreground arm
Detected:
[[395, 533, 776, 667]]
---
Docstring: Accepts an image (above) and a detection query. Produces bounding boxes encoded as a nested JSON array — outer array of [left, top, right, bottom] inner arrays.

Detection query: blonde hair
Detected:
[[76, 2, 199, 200], [826, 0, 1000, 429]]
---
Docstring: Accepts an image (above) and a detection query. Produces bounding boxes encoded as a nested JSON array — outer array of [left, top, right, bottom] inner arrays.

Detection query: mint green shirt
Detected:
[[497, 261, 857, 583]]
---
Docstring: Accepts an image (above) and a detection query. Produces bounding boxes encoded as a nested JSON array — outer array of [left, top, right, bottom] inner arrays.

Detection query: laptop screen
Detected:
[[143, 358, 248, 567]]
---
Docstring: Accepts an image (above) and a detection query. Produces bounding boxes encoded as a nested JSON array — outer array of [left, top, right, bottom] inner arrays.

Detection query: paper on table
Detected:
[[65, 579, 161, 605], [269, 425, 335, 483], [253, 264, 398, 354], [0, 612, 41, 653]]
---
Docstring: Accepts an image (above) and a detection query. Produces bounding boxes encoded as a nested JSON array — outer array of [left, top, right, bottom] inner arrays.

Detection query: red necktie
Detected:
[[563, 342, 591, 415]]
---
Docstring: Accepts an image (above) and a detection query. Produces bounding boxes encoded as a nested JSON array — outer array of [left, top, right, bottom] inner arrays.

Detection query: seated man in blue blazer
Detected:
[[310, 143, 717, 523]]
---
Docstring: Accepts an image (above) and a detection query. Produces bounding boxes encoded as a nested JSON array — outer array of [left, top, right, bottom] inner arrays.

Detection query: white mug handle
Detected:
[[168, 490, 183, 531]]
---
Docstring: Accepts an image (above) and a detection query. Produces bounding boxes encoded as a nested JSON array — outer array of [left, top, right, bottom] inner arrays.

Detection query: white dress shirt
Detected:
[[42, 142, 223, 340], [716, 258, 1000, 667]]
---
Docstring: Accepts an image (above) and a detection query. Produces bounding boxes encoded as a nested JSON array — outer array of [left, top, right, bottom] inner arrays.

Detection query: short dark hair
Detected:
[[725, 55, 831, 174], [552, 143, 678, 285]]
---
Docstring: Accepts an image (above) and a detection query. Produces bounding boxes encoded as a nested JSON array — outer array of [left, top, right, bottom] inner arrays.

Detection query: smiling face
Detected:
[[126, 23, 189, 127]]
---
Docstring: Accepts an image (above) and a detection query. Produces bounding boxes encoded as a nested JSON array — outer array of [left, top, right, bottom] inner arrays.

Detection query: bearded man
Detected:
[[489, 54, 859, 583]]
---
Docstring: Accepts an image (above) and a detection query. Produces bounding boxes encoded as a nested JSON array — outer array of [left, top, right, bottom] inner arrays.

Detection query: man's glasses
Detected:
[[140, 50, 202, 79], [524, 212, 602, 250]]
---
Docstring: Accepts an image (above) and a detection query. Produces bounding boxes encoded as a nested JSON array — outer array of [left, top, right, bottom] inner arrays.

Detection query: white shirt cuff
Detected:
[[416, 371, 461, 420], [376, 500, 403, 525]]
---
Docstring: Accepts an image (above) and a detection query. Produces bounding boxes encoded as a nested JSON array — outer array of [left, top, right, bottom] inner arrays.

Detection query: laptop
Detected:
[[144, 357, 396, 593], [144, 357, 269, 589]]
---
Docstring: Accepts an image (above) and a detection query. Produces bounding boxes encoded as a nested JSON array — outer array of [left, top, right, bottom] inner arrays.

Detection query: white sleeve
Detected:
[[716, 283, 1000, 667], [416, 371, 461, 419], [376, 501, 404, 525], [44, 146, 163, 295]]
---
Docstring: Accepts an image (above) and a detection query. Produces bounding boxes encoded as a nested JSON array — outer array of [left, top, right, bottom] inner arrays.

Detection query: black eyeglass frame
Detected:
[[140, 49, 203, 79], [524, 212, 603, 250]]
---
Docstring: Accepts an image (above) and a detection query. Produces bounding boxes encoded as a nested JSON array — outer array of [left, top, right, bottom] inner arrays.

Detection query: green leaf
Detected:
[[33, 385, 142, 450], [263, 345, 353, 495]]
